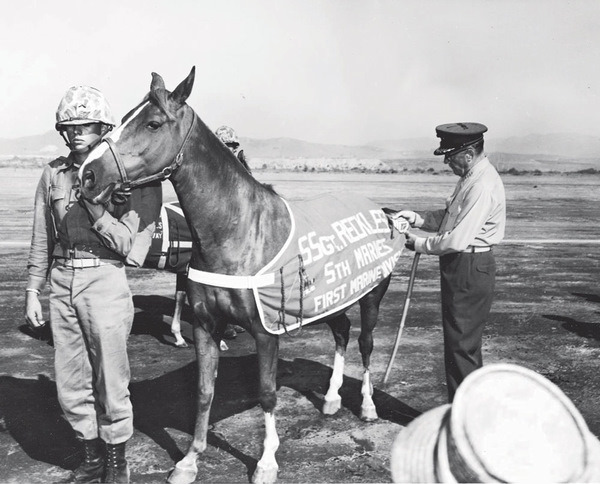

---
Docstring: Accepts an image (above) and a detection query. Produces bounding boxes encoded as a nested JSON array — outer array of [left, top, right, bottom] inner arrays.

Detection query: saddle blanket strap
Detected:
[[187, 267, 275, 289]]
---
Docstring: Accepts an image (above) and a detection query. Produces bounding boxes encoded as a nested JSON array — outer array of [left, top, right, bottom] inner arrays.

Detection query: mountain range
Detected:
[[1, 130, 599, 162]]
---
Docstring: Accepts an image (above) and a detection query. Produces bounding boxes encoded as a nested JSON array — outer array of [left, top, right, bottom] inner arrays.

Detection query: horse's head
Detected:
[[79, 67, 196, 204]]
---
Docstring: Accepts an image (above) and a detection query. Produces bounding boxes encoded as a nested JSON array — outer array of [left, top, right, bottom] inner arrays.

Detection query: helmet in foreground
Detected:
[[215, 125, 239, 145], [55, 86, 115, 130]]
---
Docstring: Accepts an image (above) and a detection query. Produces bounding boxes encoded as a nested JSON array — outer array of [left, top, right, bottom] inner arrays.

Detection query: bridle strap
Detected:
[[104, 137, 130, 185], [105, 108, 197, 191]]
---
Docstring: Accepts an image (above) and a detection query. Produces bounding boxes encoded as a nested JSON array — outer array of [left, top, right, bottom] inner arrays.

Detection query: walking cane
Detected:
[[382, 251, 420, 385]]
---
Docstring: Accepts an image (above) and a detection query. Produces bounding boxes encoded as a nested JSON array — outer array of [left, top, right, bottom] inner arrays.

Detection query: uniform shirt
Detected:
[[414, 157, 506, 256], [27, 154, 162, 291]]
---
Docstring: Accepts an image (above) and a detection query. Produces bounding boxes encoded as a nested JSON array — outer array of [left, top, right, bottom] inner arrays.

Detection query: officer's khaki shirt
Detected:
[[414, 157, 506, 255]]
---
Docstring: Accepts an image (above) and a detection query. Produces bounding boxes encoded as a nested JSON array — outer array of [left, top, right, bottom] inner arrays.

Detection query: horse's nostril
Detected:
[[83, 170, 96, 189]]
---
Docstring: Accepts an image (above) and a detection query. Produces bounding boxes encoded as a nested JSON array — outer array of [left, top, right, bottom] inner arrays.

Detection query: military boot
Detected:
[[103, 442, 129, 483], [65, 438, 104, 483]]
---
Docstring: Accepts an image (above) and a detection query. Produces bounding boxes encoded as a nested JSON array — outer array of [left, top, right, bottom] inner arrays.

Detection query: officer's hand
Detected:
[[397, 210, 424, 228], [25, 292, 45, 329], [404, 232, 417, 251], [382, 208, 410, 234]]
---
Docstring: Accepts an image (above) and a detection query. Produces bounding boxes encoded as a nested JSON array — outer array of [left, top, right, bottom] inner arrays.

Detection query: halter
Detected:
[[103, 108, 196, 191]]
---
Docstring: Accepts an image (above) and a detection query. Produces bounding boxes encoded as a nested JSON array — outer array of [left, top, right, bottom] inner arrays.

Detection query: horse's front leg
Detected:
[[167, 322, 219, 484], [252, 331, 280, 484], [323, 314, 351, 415]]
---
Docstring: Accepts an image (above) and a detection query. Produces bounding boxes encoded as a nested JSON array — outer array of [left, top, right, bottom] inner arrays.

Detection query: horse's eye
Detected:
[[146, 121, 161, 131]]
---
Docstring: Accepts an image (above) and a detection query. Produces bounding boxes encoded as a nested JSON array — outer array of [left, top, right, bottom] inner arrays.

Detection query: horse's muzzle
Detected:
[[79, 167, 117, 205]]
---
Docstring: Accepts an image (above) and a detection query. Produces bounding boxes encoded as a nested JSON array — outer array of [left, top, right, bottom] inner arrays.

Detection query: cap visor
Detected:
[[433, 147, 454, 156]]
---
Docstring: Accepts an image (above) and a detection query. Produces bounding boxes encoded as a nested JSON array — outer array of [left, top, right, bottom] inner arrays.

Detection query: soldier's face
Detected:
[[444, 149, 472, 177], [65, 123, 104, 154]]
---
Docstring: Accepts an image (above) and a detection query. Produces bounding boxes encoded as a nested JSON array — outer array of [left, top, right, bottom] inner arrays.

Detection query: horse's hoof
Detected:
[[219, 340, 229, 351], [167, 463, 198, 484], [323, 397, 342, 415], [252, 464, 278, 484], [174, 340, 188, 348], [360, 405, 379, 422]]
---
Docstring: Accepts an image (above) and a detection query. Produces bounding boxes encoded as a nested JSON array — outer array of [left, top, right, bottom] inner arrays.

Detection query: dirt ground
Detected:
[[1, 168, 599, 483]]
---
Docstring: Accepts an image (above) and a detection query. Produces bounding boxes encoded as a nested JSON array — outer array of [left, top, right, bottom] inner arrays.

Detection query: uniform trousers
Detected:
[[439, 250, 496, 402], [49, 261, 134, 444]]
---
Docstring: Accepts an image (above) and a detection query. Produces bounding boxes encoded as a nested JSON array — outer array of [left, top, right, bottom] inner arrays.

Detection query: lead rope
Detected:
[[278, 266, 286, 329]]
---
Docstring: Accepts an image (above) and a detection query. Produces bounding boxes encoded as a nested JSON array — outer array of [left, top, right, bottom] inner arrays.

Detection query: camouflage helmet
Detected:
[[215, 125, 239, 145], [55, 86, 115, 130]]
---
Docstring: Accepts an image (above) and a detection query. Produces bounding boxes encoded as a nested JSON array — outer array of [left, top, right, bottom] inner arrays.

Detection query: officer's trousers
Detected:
[[49, 261, 134, 444], [439, 251, 496, 402]]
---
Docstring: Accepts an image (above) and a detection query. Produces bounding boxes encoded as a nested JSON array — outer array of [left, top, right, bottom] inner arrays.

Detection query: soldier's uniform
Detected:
[[399, 123, 506, 401], [26, 85, 161, 483]]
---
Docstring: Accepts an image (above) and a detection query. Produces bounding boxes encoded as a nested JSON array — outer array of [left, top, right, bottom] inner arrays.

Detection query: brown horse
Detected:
[[79, 67, 402, 484]]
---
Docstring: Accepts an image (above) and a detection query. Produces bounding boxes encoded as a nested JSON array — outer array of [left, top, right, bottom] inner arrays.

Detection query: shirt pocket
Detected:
[[444, 202, 462, 229], [49, 186, 66, 209]]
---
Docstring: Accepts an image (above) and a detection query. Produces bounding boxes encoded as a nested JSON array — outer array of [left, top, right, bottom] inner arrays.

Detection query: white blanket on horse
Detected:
[[254, 192, 405, 335]]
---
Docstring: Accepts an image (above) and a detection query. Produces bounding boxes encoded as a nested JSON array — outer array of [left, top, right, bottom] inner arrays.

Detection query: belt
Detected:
[[55, 258, 123, 268], [55, 244, 122, 261], [461, 246, 492, 253]]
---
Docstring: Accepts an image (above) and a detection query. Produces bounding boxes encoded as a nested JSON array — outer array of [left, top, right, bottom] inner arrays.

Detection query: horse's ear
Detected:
[[171, 66, 195, 106], [150, 72, 166, 92]]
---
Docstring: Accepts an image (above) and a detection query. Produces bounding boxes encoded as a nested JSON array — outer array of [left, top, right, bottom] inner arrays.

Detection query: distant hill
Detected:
[[1, 130, 598, 165], [0, 131, 67, 157]]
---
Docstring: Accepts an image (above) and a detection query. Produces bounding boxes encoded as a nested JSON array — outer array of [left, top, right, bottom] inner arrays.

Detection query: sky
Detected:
[[1, 0, 599, 145]]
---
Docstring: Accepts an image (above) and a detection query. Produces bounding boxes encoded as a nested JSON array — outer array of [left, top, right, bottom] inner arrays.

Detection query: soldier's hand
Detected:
[[25, 292, 45, 329], [82, 198, 106, 221]]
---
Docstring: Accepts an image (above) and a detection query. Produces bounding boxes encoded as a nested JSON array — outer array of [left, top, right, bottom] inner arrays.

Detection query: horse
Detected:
[[78, 67, 405, 484]]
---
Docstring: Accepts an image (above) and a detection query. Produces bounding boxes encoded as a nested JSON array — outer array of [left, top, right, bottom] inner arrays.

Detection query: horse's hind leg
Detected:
[[252, 331, 280, 484], [358, 276, 391, 422], [323, 314, 351, 415]]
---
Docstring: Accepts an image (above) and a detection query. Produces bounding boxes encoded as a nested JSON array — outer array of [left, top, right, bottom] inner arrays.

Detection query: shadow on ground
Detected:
[[0, 355, 418, 471], [543, 292, 600, 342]]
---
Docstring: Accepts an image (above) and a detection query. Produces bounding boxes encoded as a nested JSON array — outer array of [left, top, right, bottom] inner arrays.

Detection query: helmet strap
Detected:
[[59, 130, 73, 150]]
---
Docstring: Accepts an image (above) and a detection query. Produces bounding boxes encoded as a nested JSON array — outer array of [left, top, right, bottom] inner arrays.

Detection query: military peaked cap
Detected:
[[433, 122, 488, 156]]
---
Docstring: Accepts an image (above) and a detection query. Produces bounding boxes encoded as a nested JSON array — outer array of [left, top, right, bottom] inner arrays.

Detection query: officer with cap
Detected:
[[385, 122, 506, 402]]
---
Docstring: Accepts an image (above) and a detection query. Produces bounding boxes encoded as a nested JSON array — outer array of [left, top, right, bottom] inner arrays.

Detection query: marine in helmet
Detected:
[[25, 86, 162, 483], [215, 125, 252, 174]]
